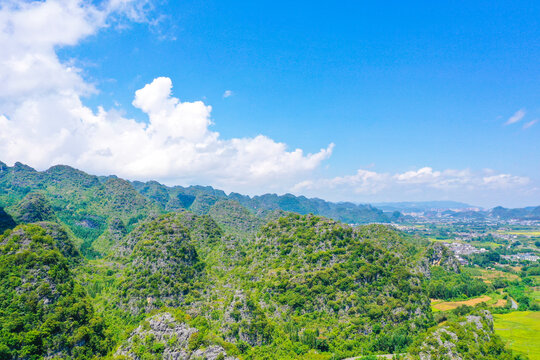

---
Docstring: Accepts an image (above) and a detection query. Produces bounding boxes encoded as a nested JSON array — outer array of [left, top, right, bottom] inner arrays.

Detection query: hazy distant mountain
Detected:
[[373, 201, 477, 212], [489, 205, 540, 220]]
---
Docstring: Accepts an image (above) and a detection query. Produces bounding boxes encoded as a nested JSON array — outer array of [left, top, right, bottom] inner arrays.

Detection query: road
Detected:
[[510, 298, 518, 310]]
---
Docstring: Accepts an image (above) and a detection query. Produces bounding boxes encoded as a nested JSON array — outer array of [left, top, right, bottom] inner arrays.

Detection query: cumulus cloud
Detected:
[[223, 90, 233, 98], [505, 109, 526, 125], [0, 0, 333, 193]]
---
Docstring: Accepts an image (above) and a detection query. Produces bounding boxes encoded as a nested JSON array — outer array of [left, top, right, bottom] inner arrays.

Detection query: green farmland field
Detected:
[[494, 311, 540, 359]]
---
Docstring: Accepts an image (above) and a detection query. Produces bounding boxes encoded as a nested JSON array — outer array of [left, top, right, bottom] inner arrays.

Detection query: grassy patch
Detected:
[[473, 268, 520, 283], [469, 241, 503, 248], [494, 311, 540, 359]]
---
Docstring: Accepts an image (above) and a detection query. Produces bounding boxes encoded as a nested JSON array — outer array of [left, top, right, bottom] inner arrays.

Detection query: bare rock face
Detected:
[[423, 242, 461, 275], [192, 345, 237, 360], [115, 313, 238, 360]]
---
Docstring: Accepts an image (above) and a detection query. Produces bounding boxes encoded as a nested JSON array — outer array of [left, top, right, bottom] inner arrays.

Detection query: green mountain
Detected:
[[230, 214, 431, 356], [131, 178, 391, 225], [0, 163, 161, 256], [12, 193, 56, 224], [1, 162, 390, 257], [374, 201, 476, 212], [114, 213, 206, 314], [228, 192, 390, 224], [489, 206, 540, 220], [0, 206, 16, 234]]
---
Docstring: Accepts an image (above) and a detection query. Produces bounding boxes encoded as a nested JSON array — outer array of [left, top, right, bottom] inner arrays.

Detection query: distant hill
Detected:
[[489, 205, 540, 220], [230, 192, 389, 224], [374, 201, 540, 222], [132, 180, 391, 225]]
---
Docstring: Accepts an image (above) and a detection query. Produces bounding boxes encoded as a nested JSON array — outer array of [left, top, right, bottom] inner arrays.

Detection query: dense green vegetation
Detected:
[[0, 224, 111, 359], [115, 213, 206, 314], [427, 266, 491, 300], [0, 163, 160, 257], [233, 215, 432, 357], [0, 207, 16, 234], [0, 162, 535, 359], [131, 176, 392, 224]]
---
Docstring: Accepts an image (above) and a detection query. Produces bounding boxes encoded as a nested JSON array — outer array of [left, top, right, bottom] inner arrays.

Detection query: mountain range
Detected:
[[0, 160, 526, 359], [0, 161, 389, 255]]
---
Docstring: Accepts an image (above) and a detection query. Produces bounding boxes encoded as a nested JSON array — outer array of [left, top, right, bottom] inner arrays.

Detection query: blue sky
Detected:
[[0, 0, 539, 207]]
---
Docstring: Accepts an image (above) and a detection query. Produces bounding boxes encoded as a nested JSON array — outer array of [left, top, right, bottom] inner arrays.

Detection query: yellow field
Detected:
[[499, 230, 540, 236], [430, 291, 510, 312], [494, 311, 540, 359], [431, 295, 492, 311]]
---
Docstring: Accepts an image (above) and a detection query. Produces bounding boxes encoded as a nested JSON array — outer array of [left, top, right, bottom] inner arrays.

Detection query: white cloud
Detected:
[[394, 167, 440, 184], [223, 90, 233, 98], [523, 119, 538, 129], [505, 109, 526, 125], [294, 167, 532, 205], [293, 169, 387, 195], [481, 173, 530, 189], [0, 0, 333, 193]]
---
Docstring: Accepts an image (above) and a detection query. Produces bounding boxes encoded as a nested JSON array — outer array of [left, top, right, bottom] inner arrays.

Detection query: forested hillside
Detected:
[[0, 224, 111, 359], [0, 162, 528, 359], [131, 176, 391, 224]]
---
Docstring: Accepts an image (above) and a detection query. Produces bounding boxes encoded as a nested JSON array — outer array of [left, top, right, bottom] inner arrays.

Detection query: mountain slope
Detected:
[[0, 223, 110, 359], [192, 214, 433, 358], [374, 201, 476, 212], [0, 160, 527, 359], [0, 163, 161, 255], [114, 213, 208, 314], [1, 162, 391, 258], [131, 179, 391, 225], [0, 207, 15, 234], [489, 206, 540, 220]]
